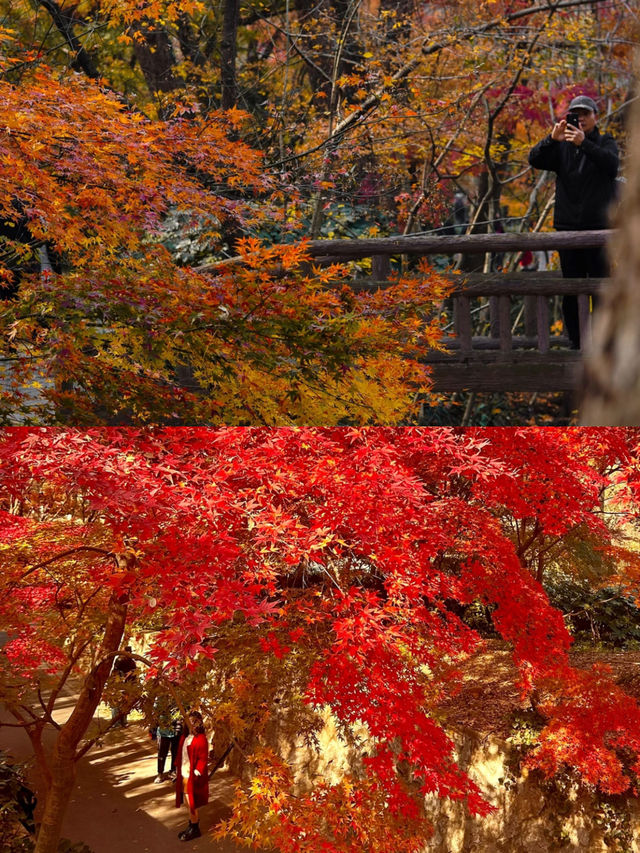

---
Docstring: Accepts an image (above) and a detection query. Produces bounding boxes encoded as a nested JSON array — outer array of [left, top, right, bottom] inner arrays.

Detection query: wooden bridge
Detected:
[[305, 229, 610, 393]]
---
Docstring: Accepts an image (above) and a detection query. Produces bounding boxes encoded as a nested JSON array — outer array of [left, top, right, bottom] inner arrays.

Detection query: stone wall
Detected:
[[215, 708, 640, 852], [424, 729, 639, 853]]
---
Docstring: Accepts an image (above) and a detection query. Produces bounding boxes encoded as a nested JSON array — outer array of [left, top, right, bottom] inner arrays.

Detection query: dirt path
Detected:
[[0, 695, 255, 853]]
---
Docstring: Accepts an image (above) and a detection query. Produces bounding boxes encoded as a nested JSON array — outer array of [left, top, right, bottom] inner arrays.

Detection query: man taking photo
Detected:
[[528, 94, 619, 348]]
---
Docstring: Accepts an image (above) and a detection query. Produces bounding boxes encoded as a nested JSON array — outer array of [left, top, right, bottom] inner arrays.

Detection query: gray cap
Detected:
[[568, 95, 598, 113]]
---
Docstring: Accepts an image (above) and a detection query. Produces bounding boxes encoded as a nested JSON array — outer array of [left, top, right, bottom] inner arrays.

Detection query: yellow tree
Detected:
[[0, 11, 451, 424]]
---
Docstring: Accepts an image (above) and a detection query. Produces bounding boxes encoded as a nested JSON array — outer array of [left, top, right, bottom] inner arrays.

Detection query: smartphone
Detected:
[[566, 111, 581, 128]]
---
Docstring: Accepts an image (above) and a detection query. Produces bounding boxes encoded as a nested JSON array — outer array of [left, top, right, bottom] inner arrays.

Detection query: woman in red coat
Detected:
[[175, 710, 209, 841]]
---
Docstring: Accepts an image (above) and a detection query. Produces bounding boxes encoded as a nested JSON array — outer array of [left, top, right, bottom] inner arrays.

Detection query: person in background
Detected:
[[518, 249, 537, 271], [175, 710, 209, 841], [150, 695, 183, 783], [110, 646, 137, 728], [528, 93, 619, 348]]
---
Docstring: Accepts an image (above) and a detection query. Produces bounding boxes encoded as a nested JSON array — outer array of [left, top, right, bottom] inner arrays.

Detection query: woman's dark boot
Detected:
[[178, 822, 193, 840], [181, 822, 201, 841]]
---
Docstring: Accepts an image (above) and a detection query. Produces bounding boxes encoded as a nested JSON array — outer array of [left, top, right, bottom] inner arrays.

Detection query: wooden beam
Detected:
[[200, 231, 613, 272], [427, 334, 569, 352], [425, 354, 582, 392], [307, 229, 611, 259], [345, 275, 604, 296], [452, 277, 602, 297]]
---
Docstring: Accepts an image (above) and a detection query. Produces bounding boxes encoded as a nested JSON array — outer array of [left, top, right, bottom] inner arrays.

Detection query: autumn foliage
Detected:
[[0, 19, 450, 425], [3, 427, 640, 852], [1, 0, 634, 424]]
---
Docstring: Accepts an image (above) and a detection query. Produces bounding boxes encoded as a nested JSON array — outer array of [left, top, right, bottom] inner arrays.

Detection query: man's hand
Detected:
[[564, 122, 585, 147], [551, 120, 566, 141]]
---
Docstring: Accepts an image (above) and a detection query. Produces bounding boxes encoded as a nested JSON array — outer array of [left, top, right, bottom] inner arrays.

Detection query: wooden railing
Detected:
[[304, 229, 611, 393]]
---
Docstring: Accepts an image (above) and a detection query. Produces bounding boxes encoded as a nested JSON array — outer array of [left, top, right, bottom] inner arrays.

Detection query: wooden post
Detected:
[[536, 295, 550, 353], [524, 294, 537, 337], [454, 295, 473, 354], [498, 295, 512, 354], [306, 229, 611, 261], [489, 296, 499, 338], [371, 255, 391, 280]]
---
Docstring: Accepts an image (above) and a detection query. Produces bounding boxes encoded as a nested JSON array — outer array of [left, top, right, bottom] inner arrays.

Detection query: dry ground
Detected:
[[437, 640, 640, 738]]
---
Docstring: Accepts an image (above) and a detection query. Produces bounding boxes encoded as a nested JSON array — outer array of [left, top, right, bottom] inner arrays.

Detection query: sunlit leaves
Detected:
[[3, 427, 640, 853]]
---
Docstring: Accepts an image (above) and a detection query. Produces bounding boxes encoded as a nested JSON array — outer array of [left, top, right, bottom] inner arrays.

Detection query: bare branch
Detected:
[[19, 546, 114, 581], [37, 0, 100, 79]]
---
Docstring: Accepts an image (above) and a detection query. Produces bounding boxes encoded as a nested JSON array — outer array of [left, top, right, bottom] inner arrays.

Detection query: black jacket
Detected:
[[528, 127, 619, 230]]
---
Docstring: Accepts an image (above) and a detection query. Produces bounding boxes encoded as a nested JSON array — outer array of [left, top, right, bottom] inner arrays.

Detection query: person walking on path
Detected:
[[175, 710, 209, 842], [528, 93, 619, 349]]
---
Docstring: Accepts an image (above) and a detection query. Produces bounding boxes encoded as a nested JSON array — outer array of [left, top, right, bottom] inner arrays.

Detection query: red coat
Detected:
[[175, 732, 209, 809]]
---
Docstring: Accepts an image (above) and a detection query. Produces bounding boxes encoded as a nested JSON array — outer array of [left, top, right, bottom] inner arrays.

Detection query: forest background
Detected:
[[0, 0, 636, 424]]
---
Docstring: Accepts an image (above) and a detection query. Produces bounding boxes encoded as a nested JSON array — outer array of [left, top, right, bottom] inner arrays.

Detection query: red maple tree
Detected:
[[2, 427, 640, 853]]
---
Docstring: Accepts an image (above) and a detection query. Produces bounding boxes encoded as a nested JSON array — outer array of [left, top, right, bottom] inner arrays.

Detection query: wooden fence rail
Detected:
[[306, 228, 610, 259], [304, 229, 611, 393], [426, 274, 599, 392]]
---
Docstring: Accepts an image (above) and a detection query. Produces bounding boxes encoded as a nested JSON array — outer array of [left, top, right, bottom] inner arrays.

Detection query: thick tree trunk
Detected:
[[132, 24, 178, 102], [33, 750, 76, 853], [33, 592, 128, 853], [580, 76, 640, 424]]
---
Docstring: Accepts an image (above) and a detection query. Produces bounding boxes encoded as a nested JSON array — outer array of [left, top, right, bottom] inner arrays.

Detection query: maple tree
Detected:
[[1, 0, 634, 425], [3, 427, 640, 853], [0, 6, 450, 425]]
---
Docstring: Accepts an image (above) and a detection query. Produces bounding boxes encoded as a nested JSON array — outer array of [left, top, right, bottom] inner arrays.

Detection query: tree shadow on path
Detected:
[[1, 707, 263, 853]]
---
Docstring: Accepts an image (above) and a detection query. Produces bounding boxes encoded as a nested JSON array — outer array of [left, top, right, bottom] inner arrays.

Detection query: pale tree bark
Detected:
[[580, 81, 640, 425]]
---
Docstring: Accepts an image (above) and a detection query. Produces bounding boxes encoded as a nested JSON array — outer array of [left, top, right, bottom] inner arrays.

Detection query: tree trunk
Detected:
[[221, 0, 240, 110], [579, 75, 640, 424], [132, 23, 178, 103], [38, 0, 100, 79], [33, 592, 128, 853], [33, 748, 77, 853]]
